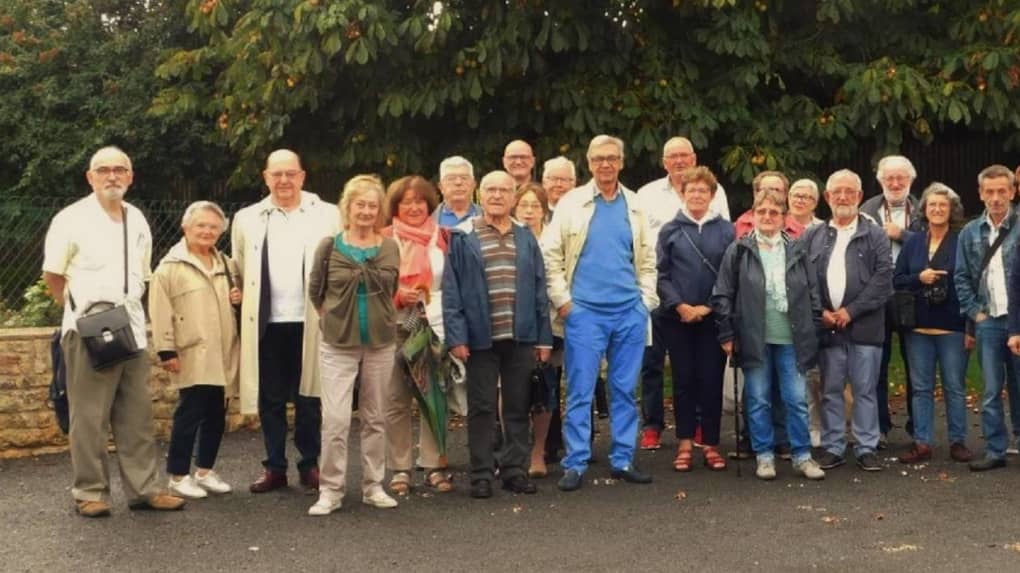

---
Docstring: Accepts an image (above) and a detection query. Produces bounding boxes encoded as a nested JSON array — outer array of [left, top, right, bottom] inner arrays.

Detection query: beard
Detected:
[[100, 186, 126, 200], [882, 186, 909, 205], [833, 205, 858, 220]]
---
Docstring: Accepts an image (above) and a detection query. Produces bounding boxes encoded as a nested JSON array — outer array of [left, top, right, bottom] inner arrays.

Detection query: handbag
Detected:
[[70, 207, 140, 370], [529, 363, 549, 412]]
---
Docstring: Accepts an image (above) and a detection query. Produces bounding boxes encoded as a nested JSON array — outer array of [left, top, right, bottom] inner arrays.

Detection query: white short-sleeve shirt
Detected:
[[43, 194, 152, 349]]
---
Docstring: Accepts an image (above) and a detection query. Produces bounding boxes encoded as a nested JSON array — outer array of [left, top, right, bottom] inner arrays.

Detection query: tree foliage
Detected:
[[3, 1, 1020, 199]]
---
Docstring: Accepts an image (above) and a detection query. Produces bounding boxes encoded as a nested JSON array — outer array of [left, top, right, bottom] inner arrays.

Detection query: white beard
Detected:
[[101, 186, 126, 201]]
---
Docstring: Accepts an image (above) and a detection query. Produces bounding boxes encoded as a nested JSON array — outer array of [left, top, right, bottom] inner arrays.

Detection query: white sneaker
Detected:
[[794, 458, 826, 480], [362, 490, 398, 509], [194, 470, 232, 494], [168, 475, 208, 499], [308, 494, 343, 516], [755, 458, 777, 481]]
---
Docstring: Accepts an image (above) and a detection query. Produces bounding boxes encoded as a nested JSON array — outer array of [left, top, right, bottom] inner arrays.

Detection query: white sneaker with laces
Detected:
[[168, 475, 208, 499], [755, 457, 777, 481], [362, 490, 398, 509], [794, 458, 826, 480], [194, 470, 232, 494], [308, 494, 343, 516]]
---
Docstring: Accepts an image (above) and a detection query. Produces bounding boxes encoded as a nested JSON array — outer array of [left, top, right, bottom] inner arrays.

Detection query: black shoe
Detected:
[[610, 465, 653, 484], [775, 444, 793, 461], [558, 469, 583, 492], [815, 451, 845, 470], [969, 456, 1007, 472], [856, 452, 882, 472], [502, 475, 538, 494], [470, 479, 493, 499]]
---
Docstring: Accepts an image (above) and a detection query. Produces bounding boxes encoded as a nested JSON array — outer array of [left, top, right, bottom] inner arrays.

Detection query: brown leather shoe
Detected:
[[898, 442, 933, 464], [249, 469, 288, 493], [299, 467, 320, 492], [950, 442, 974, 463], [75, 500, 111, 518], [129, 493, 186, 511]]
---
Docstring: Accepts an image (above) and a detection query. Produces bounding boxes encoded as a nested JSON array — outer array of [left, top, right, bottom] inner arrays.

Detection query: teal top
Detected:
[[760, 245, 793, 345], [335, 233, 381, 345]]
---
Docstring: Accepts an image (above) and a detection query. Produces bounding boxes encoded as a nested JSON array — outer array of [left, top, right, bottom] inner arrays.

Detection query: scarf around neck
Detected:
[[754, 229, 788, 313], [391, 217, 446, 296]]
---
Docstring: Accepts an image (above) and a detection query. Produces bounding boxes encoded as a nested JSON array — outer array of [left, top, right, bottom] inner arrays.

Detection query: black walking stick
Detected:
[[730, 339, 742, 478]]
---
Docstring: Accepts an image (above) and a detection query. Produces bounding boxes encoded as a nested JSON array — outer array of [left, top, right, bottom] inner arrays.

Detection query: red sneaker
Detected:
[[640, 428, 661, 450]]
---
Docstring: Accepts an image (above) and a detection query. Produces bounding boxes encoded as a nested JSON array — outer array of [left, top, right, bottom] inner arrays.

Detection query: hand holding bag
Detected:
[[71, 207, 140, 370]]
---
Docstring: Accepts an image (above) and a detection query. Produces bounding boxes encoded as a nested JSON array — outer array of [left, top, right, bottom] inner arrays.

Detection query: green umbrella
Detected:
[[400, 315, 451, 463]]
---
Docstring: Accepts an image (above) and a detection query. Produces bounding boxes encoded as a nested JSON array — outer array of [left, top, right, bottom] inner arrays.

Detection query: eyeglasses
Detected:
[[483, 187, 514, 195], [754, 208, 784, 218], [789, 193, 816, 202], [516, 201, 543, 210], [266, 170, 303, 180], [589, 155, 621, 165], [882, 175, 911, 184], [442, 173, 472, 182], [828, 188, 859, 197], [93, 166, 130, 177], [663, 152, 694, 161], [543, 175, 575, 184], [504, 154, 533, 162]]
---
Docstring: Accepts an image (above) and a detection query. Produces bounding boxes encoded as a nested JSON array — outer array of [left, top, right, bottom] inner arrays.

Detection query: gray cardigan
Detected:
[[800, 215, 893, 347], [711, 234, 822, 372]]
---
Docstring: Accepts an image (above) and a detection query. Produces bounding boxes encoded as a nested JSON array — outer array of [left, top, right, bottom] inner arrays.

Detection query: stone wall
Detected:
[[0, 327, 258, 459]]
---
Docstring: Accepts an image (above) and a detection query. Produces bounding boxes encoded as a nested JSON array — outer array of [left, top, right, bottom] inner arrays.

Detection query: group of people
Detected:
[[42, 139, 1020, 519]]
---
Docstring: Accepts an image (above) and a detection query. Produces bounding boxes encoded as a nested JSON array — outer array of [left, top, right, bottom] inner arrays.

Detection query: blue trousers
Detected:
[[562, 302, 647, 473], [905, 332, 969, 447], [743, 344, 811, 463], [975, 317, 1020, 459]]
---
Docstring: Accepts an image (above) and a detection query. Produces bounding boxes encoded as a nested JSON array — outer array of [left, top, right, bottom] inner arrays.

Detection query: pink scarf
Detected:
[[387, 218, 447, 302]]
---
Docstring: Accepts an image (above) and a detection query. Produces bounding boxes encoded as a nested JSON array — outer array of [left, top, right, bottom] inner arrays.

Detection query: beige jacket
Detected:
[[231, 191, 341, 414], [540, 180, 658, 339], [149, 239, 240, 393]]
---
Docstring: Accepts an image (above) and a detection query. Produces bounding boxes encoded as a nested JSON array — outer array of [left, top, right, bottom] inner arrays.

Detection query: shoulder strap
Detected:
[[679, 226, 718, 276], [980, 223, 1010, 274], [220, 252, 235, 289], [122, 206, 128, 295]]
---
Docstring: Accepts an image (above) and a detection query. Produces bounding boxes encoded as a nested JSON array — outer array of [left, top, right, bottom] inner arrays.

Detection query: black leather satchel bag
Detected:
[[892, 290, 917, 330], [71, 207, 140, 370]]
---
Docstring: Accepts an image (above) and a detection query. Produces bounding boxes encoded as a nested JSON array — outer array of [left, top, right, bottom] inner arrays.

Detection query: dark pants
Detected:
[[878, 327, 913, 435], [467, 340, 534, 483], [663, 318, 726, 445], [640, 310, 668, 431], [166, 385, 226, 475], [258, 322, 321, 473]]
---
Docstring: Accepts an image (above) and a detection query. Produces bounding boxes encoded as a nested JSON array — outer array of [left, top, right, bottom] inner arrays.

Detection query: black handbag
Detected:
[[529, 363, 549, 412], [70, 207, 140, 370], [48, 329, 69, 434], [892, 290, 916, 330]]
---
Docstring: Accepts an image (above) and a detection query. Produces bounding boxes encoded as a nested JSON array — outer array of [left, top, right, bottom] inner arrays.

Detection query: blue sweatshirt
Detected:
[[571, 192, 642, 312]]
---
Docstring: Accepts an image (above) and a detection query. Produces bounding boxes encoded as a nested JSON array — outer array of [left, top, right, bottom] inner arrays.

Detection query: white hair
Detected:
[[89, 146, 132, 171], [876, 155, 916, 181], [181, 200, 229, 231], [586, 134, 625, 160], [662, 137, 694, 155], [542, 156, 576, 179], [439, 155, 475, 180], [826, 169, 863, 192], [790, 178, 819, 200]]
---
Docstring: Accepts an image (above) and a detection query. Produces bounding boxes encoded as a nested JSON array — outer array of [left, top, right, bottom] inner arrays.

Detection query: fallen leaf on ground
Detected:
[[882, 544, 919, 553], [936, 470, 956, 483], [512, 504, 523, 514], [248, 546, 260, 552], [821, 515, 842, 525], [873, 513, 885, 521], [1005, 543, 1020, 552], [673, 490, 687, 501]]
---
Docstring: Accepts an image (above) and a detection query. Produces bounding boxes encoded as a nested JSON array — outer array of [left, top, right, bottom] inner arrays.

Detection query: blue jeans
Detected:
[[974, 317, 1020, 459], [905, 332, 969, 446], [562, 302, 648, 473], [819, 342, 882, 456], [742, 344, 811, 463]]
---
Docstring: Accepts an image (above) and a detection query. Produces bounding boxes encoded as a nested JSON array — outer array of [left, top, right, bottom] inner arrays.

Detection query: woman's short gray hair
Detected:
[[181, 200, 228, 231]]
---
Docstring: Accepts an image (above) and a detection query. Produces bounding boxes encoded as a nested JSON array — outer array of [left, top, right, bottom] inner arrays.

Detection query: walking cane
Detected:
[[730, 341, 742, 478]]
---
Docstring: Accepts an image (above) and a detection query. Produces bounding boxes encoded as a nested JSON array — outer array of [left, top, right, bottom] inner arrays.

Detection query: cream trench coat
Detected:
[[540, 180, 658, 342], [231, 191, 340, 414], [149, 239, 240, 392]]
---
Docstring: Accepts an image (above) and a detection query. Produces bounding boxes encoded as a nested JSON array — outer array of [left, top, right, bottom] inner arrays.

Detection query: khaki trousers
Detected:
[[384, 330, 443, 472], [62, 331, 160, 503], [318, 341, 394, 497]]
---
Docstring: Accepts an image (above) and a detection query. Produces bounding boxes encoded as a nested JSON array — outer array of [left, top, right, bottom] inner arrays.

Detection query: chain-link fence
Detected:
[[0, 196, 251, 323]]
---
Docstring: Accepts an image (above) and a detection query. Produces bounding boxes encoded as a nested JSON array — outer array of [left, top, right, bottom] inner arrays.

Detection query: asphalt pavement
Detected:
[[2, 407, 1019, 572]]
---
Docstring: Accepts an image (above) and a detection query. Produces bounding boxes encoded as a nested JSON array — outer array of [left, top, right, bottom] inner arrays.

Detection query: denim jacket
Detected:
[[954, 208, 1020, 322], [442, 219, 553, 350]]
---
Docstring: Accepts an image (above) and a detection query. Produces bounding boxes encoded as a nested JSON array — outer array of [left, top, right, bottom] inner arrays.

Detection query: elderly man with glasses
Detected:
[[543, 134, 658, 491], [541, 156, 577, 214], [503, 140, 536, 187], [435, 156, 482, 227]]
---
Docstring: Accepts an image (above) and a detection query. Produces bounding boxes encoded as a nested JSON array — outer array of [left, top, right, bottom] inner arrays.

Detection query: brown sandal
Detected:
[[426, 470, 454, 493], [673, 447, 694, 472], [389, 471, 412, 495], [703, 447, 727, 471]]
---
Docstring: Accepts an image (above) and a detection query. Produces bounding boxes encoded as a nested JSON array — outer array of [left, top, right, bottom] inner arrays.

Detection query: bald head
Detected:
[[266, 149, 302, 170], [263, 149, 306, 209], [503, 140, 535, 185]]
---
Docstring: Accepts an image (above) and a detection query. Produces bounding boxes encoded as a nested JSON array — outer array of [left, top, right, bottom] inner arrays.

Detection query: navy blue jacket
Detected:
[[657, 212, 735, 311], [893, 230, 966, 332], [801, 215, 893, 347], [442, 220, 553, 350]]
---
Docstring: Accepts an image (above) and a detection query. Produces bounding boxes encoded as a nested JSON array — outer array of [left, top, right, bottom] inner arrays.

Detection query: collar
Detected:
[[440, 202, 480, 216], [258, 190, 312, 215], [681, 205, 717, 226], [829, 216, 859, 233]]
